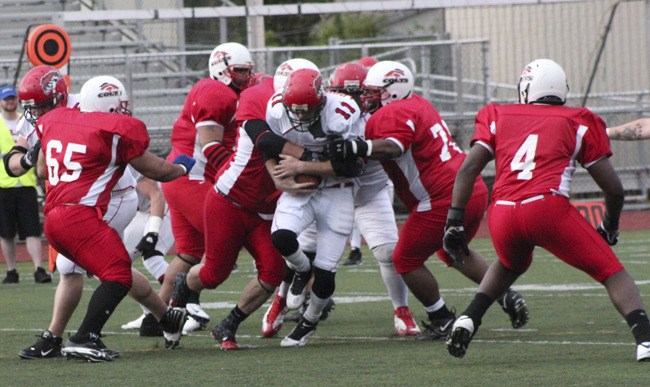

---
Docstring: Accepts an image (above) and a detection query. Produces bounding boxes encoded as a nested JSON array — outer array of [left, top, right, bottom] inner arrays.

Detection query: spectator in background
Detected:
[[0, 84, 51, 284]]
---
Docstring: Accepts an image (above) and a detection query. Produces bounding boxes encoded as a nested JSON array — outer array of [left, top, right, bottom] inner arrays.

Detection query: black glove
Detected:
[[596, 213, 619, 246], [324, 139, 370, 161], [331, 157, 365, 178], [136, 232, 159, 257], [299, 149, 327, 162], [20, 140, 41, 170], [442, 207, 470, 265]]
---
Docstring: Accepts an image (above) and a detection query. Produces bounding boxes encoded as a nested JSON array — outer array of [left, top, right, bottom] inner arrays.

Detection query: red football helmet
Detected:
[[18, 65, 68, 125], [282, 68, 326, 130], [357, 56, 378, 69], [328, 62, 367, 103]]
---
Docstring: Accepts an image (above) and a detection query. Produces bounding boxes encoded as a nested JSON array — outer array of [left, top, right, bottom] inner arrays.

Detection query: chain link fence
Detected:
[[1, 0, 648, 205]]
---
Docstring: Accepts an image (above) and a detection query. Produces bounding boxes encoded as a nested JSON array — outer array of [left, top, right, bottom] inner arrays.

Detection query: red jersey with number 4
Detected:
[[37, 108, 149, 215], [215, 77, 279, 216], [472, 103, 612, 202], [166, 78, 239, 182], [365, 94, 483, 212]]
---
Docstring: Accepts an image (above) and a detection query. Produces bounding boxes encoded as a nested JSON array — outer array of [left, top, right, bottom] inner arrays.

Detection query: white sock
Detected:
[[284, 250, 311, 273], [142, 255, 169, 284], [424, 298, 446, 314], [379, 262, 409, 309]]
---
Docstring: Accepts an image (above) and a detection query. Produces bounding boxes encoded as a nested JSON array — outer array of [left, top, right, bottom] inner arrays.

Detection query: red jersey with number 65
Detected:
[[366, 94, 483, 212], [37, 108, 149, 216], [215, 77, 278, 216], [472, 103, 611, 202]]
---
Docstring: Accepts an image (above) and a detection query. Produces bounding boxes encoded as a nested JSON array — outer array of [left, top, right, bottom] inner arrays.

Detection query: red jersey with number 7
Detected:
[[365, 94, 484, 212], [472, 103, 611, 202], [37, 107, 149, 215]]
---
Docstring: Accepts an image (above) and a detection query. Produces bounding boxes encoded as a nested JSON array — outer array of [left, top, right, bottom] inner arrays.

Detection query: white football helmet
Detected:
[[362, 61, 413, 113], [209, 42, 255, 90], [79, 75, 131, 115], [273, 58, 320, 92], [518, 59, 568, 105]]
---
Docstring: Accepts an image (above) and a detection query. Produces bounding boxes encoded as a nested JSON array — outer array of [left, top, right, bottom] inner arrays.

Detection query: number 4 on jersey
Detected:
[[510, 134, 538, 180]]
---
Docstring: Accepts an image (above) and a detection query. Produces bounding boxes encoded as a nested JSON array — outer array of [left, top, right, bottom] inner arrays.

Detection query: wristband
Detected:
[[20, 155, 33, 170], [365, 140, 373, 157], [146, 216, 163, 234], [447, 207, 466, 226]]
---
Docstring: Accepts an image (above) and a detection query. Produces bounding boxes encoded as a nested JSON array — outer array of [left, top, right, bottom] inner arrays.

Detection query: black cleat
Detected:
[[280, 317, 318, 347], [210, 316, 239, 350], [446, 316, 476, 359], [19, 330, 62, 359], [416, 311, 456, 340], [500, 289, 529, 329], [342, 248, 362, 266], [286, 269, 311, 310], [62, 333, 119, 362], [34, 267, 52, 283], [161, 307, 187, 349], [2, 269, 19, 284]]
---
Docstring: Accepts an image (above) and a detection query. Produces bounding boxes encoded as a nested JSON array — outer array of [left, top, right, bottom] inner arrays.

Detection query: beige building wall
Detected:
[[445, 0, 648, 95]]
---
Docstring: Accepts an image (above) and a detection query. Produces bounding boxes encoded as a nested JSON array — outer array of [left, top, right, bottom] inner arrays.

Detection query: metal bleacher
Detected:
[[0, 1, 203, 156]]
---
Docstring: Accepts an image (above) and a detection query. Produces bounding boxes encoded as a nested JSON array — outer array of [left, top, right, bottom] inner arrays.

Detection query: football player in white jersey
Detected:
[[265, 68, 364, 346], [120, 172, 210, 336], [263, 62, 419, 337]]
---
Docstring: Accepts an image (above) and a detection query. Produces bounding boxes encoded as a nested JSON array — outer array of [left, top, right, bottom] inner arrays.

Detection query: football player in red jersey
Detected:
[[170, 60, 320, 350], [443, 59, 650, 362], [159, 42, 254, 308], [36, 75, 195, 362], [326, 60, 530, 339]]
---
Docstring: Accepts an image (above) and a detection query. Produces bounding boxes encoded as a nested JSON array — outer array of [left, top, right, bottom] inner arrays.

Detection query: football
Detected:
[[294, 174, 322, 188]]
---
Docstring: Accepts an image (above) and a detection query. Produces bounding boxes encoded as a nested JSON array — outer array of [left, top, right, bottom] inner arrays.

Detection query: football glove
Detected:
[[324, 139, 371, 161], [136, 232, 159, 258], [173, 154, 196, 174], [596, 213, 619, 246], [20, 140, 41, 170], [443, 207, 470, 265]]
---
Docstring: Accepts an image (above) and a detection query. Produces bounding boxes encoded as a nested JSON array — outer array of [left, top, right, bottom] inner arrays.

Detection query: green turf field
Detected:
[[1, 230, 649, 385]]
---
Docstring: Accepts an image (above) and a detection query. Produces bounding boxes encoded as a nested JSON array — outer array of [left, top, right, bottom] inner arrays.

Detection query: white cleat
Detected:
[[280, 317, 317, 347], [182, 316, 203, 336], [637, 341, 650, 362], [121, 314, 145, 330]]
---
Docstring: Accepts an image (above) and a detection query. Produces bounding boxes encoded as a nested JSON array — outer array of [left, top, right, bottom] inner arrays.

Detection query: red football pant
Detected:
[[44, 205, 132, 287], [393, 189, 488, 274], [162, 176, 210, 260], [488, 194, 623, 282], [199, 189, 284, 288]]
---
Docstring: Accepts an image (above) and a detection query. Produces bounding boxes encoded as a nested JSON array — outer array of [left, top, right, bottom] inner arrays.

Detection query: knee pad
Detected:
[[271, 229, 299, 256], [372, 243, 395, 266], [56, 255, 86, 276], [312, 267, 336, 299]]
